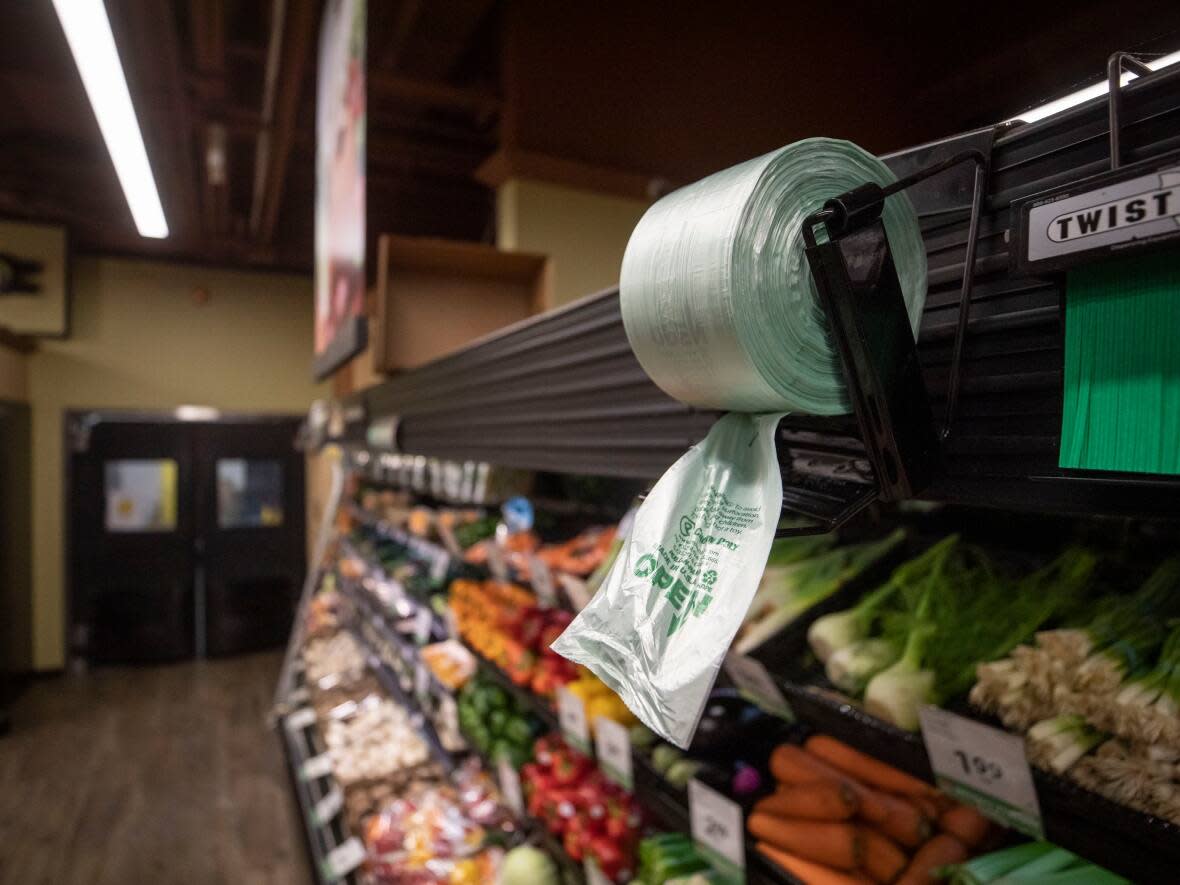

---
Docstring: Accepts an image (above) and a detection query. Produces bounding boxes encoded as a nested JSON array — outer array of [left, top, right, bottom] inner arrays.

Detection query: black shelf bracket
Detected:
[[789, 149, 989, 536]]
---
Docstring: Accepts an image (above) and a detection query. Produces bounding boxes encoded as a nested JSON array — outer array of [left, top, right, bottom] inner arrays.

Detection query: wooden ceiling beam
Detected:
[[250, 0, 317, 243], [368, 73, 499, 120]]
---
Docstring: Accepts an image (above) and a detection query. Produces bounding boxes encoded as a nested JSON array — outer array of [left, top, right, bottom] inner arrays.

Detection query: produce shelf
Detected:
[[277, 704, 360, 885], [345, 619, 461, 775], [781, 682, 1180, 884]]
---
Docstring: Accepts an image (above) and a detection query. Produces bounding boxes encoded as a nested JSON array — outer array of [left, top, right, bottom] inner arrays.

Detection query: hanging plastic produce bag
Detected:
[[550, 412, 784, 748]]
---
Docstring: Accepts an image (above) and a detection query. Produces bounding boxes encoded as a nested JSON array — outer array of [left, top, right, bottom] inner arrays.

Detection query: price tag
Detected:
[[321, 836, 366, 881], [529, 555, 558, 606], [285, 707, 317, 732], [556, 686, 591, 754], [415, 661, 431, 700], [724, 653, 792, 719], [430, 548, 450, 582], [486, 542, 509, 581], [437, 522, 463, 558], [413, 607, 434, 644], [594, 717, 633, 791], [299, 753, 334, 781], [497, 756, 524, 816], [313, 785, 344, 824], [688, 779, 746, 884], [919, 706, 1044, 837], [444, 607, 460, 640], [584, 857, 612, 885]]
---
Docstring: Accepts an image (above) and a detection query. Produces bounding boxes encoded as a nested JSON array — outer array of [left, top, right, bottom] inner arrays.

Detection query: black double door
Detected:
[[69, 414, 306, 664]]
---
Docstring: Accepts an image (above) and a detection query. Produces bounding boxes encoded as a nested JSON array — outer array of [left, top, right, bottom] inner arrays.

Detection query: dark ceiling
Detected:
[[1, 1, 1178, 274]]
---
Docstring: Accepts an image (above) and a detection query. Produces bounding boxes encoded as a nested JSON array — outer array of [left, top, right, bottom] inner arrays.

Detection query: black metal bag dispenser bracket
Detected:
[[784, 149, 989, 535]]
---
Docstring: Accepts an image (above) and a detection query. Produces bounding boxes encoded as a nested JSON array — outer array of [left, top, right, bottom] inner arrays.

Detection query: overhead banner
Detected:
[[312, 0, 367, 380]]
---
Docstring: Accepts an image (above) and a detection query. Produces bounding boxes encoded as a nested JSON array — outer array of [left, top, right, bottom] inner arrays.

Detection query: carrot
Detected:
[[858, 828, 908, 884], [896, 834, 968, 885], [862, 794, 931, 848], [910, 795, 940, 821], [756, 843, 874, 885], [938, 804, 991, 848], [805, 736, 938, 798], [772, 743, 850, 785], [754, 781, 860, 821], [748, 813, 864, 871]]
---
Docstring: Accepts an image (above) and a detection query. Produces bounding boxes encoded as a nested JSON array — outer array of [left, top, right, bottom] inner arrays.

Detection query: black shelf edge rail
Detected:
[[781, 683, 1179, 885], [334, 63, 1180, 520], [277, 706, 359, 885]]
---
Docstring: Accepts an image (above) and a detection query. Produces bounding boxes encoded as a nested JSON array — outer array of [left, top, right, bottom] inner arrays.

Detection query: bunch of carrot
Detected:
[[749, 735, 993, 885]]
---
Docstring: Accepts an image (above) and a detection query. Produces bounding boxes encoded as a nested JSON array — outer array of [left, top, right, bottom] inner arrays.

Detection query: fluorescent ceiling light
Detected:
[[51, 0, 168, 238], [1007, 50, 1180, 124], [175, 405, 221, 422]]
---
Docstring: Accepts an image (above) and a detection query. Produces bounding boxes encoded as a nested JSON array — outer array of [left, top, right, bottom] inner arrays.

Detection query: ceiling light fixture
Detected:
[[51, 0, 168, 238], [1007, 50, 1180, 124]]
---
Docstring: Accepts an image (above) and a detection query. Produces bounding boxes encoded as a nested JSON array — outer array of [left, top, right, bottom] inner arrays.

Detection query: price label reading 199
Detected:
[[919, 706, 1044, 837], [954, 750, 1003, 785]]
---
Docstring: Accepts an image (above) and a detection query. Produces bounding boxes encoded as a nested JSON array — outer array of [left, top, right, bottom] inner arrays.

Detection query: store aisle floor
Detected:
[[0, 651, 307, 885]]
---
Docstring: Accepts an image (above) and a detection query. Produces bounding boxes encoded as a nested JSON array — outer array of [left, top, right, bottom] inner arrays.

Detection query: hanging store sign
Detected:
[[1014, 151, 1180, 274]]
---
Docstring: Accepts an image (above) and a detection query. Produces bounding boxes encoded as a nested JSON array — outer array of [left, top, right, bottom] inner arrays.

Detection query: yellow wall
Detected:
[[27, 256, 326, 669], [496, 178, 649, 306]]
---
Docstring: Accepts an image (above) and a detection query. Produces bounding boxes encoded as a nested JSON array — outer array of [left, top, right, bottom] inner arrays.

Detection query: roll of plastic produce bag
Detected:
[[552, 138, 927, 747], [619, 137, 927, 413]]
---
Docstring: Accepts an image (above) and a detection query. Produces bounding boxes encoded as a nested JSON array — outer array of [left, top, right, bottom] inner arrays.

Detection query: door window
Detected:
[[217, 459, 284, 528], [104, 459, 179, 532]]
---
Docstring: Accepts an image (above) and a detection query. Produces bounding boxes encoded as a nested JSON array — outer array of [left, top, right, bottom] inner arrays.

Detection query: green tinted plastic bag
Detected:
[[550, 412, 784, 747]]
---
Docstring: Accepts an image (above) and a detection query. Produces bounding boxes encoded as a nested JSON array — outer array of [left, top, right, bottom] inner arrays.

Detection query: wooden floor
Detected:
[[0, 651, 309, 885]]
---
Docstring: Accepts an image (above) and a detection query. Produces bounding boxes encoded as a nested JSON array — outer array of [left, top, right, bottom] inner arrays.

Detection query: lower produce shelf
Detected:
[[782, 683, 1179, 884], [277, 708, 364, 885]]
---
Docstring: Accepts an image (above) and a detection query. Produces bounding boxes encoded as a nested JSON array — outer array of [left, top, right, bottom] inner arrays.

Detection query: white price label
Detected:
[[486, 542, 509, 581], [430, 549, 450, 582], [299, 753, 334, 781], [313, 785, 343, 824], [584, 857, 612, 885], [556, 687, 591, 753], [444, 607, 460, 639], [415, 661, 431, 699], [440, 695, 459, 734], [497, 756, 524, 816], [688, 779, 746, 883], [919, 706, 1044, 837], [724, 654, 792, 719], [437, 522, 463, 558], [285, 707, 317, 732], [529, 556, 557, 606], [321, 836, 366, 880], [594, 717, 633, 791], [413, 607, 434, 644]]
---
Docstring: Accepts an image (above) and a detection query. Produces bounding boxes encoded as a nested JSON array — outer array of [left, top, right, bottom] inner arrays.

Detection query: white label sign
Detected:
[[299, 753, 334, 781], [444, 607, 460, 640], [919, 706, 1044, 837], [415, 661, 431, 700], [556, 687, 591, 753], [724, 653, 792, 719], [486, 542, 508, 581], [413, 607, 433, 644], [594, 717, 633, 790], [430, 548, 450, 582], [529, 556, 557, 606], [321, 836, 367, 880], [313, 785, 344, 824], [285, 707, 317, 732], [584, 857, 612, 885], [497, 756, 524, 816], [689, 779, 745, 883]]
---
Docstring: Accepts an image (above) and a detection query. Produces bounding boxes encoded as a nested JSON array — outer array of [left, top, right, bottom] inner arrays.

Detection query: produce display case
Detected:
[[283, 59, 1180, 885]]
